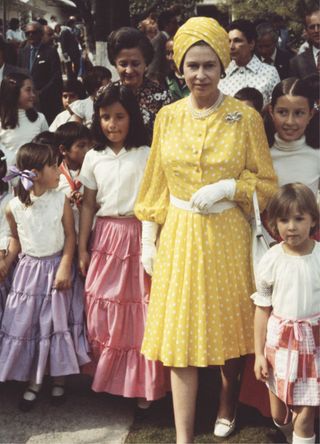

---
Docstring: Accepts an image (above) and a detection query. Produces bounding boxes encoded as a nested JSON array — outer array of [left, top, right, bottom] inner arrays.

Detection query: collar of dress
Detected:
[[274, 133, 307, 152], [227, 54, 261, 76]]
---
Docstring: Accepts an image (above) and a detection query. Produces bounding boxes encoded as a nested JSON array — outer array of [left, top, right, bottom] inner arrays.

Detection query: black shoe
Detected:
[[51, 384, 66, 406], [19, 389, 39, 412]]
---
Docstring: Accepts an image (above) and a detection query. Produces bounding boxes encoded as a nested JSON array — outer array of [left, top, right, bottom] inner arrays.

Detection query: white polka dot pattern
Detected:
[[134, 95, 278, 367]]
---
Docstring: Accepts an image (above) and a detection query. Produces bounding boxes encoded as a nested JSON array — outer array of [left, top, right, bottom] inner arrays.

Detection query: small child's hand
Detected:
[[78, 251, 90, 277], [53, 266, 72, 291], [254, 355, 269, 382]]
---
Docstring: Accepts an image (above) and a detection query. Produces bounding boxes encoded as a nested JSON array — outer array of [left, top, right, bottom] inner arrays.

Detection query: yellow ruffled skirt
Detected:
[[141, 204, 255, 367]]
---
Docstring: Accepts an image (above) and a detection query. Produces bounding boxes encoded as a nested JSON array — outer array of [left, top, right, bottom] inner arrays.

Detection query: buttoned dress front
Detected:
[[135, 96, 278, 367]]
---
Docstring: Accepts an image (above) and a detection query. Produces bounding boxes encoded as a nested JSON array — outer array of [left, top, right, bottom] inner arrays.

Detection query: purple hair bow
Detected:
[[2, 166, 36, 190]]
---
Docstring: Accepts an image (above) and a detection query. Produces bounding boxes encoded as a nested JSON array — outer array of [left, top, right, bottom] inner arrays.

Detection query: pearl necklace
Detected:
[[188, 92, 224, 119]]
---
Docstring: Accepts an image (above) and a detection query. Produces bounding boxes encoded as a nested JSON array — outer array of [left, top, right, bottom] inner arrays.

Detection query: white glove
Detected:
[[141, 221, 159, 276], [190, 179, 236, 212]]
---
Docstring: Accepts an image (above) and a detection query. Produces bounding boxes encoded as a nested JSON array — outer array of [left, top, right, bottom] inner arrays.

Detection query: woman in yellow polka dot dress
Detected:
[[135, 17, 277, 443]]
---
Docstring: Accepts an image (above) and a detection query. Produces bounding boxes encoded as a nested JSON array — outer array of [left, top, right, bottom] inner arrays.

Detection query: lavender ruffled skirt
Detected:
[[0, 252, 90, 383]]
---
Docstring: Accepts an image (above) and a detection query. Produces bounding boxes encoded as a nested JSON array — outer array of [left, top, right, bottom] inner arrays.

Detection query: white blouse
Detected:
[[70, 97, 94, 128], [271, 134, 320, 196], [251, 242, 320, 320], [0, 192, 13, 251], [49, 109, 73, 132], [9, 190, 65, 257], [0, 110, 48, 167], [79, 146, 150, 217]]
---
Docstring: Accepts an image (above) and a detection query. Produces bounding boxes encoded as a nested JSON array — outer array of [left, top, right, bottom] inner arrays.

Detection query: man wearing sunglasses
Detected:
[[290, 7, 320, 78], [17, 21, 63, 124]]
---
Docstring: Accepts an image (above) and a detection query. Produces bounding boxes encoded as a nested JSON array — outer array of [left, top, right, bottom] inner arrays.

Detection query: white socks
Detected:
[[23, 382, 42, 401], [292, 433, 316, 444]]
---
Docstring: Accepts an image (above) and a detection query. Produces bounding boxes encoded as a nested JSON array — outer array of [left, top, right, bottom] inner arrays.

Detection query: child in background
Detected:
[[78, 83, 168, 407], [70, 66, 112, 127], [0, 73, 48, 167], [49, 80, 86, 132], [240, 76, 320, 421], [253, 183, 319, 444], [0, 143, 90, 411], [165, 39, 189, 102], [267, 77, 319, 196], [0, 150, 13, 320], [234, 87, 264, 113], [54, 122, 91, 234]]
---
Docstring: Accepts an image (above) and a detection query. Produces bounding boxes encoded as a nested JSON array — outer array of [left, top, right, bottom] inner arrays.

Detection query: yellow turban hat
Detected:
[[173, 17, 230, 73]]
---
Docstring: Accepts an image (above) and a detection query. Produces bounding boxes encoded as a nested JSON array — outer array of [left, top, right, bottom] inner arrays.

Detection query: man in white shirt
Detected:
[[290, 7, 320, 78], [219, 19, 280, 106]]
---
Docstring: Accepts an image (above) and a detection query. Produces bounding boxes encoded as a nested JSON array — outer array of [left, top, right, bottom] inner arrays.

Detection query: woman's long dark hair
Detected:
[[0, 72, 39, 129], [265, 77, 319, 149], [91, 82, 148, 151]]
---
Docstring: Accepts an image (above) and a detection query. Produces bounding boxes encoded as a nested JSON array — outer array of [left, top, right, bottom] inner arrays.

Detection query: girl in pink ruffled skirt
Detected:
[[78, 83, 168, 407]]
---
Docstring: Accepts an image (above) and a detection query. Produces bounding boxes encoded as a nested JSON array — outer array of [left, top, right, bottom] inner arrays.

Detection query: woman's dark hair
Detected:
[[268, 183, 319, 237], [16, 143, 58, 206], [179, 40, 226, 78], [0, 73, 39, 129], [91, 82, 148, 151], [62, 79, 86, 99], [83, 66, 112, 96], [108, 27, 154, 66], [8, 18, 20, 30], [235, 87, 264, 113], [265, 77, 319, 148], [227, 19, 257, 43], [0, 150, 8, 193], [54, 121, 91, 156]]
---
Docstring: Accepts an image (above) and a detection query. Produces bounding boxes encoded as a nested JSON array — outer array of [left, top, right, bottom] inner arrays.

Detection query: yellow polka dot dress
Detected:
[[135, 96, 278, 367]]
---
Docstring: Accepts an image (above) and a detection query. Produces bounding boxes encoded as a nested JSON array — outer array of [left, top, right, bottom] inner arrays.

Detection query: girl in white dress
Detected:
[[0, 73, 48, 167], [0, 142, 90, 411], [253, 183, 320, 444]]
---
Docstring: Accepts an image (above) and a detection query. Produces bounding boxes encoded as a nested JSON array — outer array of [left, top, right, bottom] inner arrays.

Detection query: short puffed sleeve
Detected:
[[78, 150, 97, 191], [250, 245, 280, 307]]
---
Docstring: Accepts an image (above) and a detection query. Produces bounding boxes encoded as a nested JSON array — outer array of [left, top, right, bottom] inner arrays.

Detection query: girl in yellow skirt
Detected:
[[135, 17, 278, 443]]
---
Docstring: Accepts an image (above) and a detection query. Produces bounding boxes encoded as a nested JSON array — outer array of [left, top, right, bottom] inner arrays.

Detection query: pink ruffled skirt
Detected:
[[84, 217, 168, 400]]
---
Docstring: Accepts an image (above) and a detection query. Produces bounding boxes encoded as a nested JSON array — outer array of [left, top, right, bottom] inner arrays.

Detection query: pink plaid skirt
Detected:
[[265, 312, 320, 406]]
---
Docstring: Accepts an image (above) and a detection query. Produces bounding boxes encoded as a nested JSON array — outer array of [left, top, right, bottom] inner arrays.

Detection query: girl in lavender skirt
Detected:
[[0, 142, 90, 411]]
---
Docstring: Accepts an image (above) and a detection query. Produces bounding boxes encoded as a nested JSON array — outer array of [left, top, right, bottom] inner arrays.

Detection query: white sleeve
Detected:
[[78, 151, 97, 190], [70, 100, 84, 119], [39, 113, 49, 132], [251, 248, 276, 307]]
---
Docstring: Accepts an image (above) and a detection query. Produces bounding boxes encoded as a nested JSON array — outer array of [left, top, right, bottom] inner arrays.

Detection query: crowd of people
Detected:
[[0, 5, 319, 444]]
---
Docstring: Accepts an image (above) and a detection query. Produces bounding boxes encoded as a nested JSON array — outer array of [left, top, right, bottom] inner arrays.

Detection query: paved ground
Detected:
[[0, 375, 134, 444]]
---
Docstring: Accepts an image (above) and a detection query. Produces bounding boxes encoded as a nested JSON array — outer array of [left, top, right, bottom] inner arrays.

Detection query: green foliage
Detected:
[[129, 0, 201, 22], [231, 0, 319, 45]]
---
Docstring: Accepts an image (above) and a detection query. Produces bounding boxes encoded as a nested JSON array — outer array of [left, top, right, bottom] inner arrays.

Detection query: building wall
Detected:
[[0, 0, 74, 30]]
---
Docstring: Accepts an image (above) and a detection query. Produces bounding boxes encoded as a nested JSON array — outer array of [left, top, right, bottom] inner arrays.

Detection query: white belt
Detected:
[[170, 195, 236, 214]]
